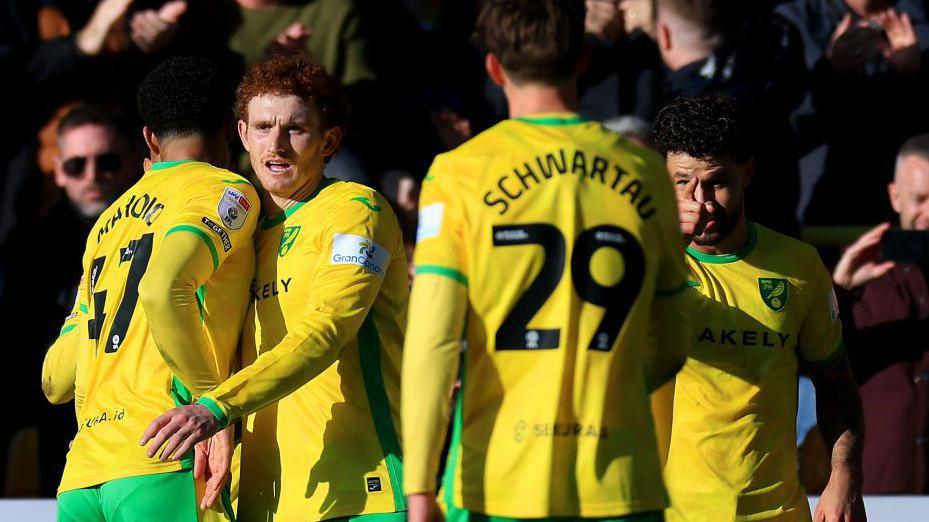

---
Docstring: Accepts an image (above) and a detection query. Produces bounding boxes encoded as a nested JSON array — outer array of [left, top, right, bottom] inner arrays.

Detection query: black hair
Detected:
[[137, 56, 232, 139], [58, 103, 133, 141], [652, 95, 753, 163]]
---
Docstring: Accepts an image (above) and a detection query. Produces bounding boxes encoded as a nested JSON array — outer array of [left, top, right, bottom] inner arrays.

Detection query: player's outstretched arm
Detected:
[[807, 352, 866, 522], [140, 256, 387, 460], [142, 206, 395, 460], [402, 274, 466, 522]]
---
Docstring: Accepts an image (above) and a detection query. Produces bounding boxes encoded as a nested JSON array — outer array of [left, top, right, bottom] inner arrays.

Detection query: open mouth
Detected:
[[265, 159, 292, 173]]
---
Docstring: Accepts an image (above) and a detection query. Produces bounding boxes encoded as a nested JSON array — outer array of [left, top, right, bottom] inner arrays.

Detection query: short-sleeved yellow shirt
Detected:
[[664, 222, 842, 521]]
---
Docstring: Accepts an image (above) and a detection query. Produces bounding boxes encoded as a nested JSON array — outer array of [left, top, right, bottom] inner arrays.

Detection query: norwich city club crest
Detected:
[[279, 226, 301, 257], [758, 278, 789, 312]]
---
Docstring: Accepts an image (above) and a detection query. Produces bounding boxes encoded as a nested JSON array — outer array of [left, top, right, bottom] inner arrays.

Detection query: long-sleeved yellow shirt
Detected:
[[402, 114, 692, 518], [199, 179, 410, 521], [42, 160, 258, 493]]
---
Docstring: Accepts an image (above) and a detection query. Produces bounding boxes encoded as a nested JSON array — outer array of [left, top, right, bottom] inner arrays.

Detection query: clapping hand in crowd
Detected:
[[827, 14, 885, 75], [76, 0, 133, 56], [832, 222, 896, 291], [585, 0, 624, 45], [266, 22, 313, 57], [130, 0, 188, 54], [875, 9, 920, 75], [431, 109, 472, 150], [828, 10, 921, 76]]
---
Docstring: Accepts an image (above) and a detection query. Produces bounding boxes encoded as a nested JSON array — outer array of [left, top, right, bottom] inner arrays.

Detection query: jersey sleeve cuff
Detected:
[[197, 396, 229, 428]]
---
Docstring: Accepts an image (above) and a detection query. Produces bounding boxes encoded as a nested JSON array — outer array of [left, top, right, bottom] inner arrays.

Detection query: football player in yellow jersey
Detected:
[[141, 55, 410, 522], [403, 1, 692, 521], [651, 95, 866, 522], [41, 56, 259, 521]]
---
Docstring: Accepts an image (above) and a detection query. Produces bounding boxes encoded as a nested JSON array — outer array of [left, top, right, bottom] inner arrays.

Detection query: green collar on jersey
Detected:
[[686, 221, 757, 264], [513, 113, 585, 126], [262, 177, 336, 229], [149, 159, 194, 171]]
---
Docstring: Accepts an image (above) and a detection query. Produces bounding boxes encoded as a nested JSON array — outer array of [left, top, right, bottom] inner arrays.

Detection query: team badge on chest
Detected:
[[217, 187, 251, 230], [279, 226, 301, 257], [758, 278, 789, 312]]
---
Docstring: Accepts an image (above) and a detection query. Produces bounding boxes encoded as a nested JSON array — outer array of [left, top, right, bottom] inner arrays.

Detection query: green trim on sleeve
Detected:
[[416, 265, 468, 286], [149, 160, 193, 171], [805, 339, 846, 369], [221, 178, 252, 186], [656, 281, 690, 298], [59, 324, 77, 335], [686, 222, 758, 264], [79, 303, 89, 314], [358, 313, 406, 511], [166, 225, 219, 270], [197, 396, 229, 429], [351, 196, 382, 212]]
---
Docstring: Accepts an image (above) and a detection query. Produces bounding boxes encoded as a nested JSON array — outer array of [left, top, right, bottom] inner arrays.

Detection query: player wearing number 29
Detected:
[[652, 96, 866, 522], [41, 57, 259, 521], [403, 1, 692, 521]]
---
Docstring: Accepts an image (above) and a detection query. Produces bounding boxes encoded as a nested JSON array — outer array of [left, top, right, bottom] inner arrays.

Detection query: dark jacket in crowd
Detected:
[[0, 196, 91, 495], [842, 263, 929, 494], [777, 0, 929, 226]]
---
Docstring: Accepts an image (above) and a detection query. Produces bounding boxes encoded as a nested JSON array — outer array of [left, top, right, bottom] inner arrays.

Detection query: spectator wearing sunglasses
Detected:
[[54, 105, 140, 220], [0, 103, 138, 497]]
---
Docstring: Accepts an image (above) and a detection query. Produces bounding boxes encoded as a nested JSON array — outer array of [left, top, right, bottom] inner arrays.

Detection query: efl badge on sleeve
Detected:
[[218, 187, 251, 230], [759, 278, 789, 312]]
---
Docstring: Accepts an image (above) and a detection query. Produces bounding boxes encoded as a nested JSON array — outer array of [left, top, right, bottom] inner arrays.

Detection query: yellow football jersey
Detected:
[[56, 160, 259, 493], [664, 223, 842, 521], [201, 179, 409, 521], [410, 114, 690, 518]]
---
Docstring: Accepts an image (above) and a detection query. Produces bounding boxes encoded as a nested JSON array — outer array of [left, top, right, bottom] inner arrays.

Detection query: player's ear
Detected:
[[320, 126, 342, 158], [486, 53, 506, 87], [142, 126, 160, 160], [237, 119, 250, 152]]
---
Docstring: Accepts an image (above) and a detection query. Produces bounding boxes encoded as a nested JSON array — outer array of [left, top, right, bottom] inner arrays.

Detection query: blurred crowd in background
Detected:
[[3, 0, 929, 499]]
